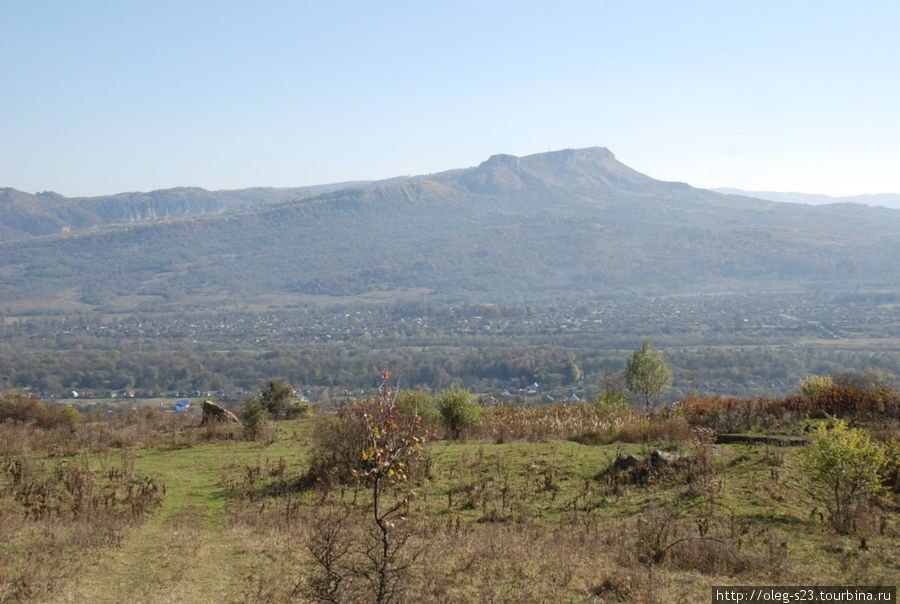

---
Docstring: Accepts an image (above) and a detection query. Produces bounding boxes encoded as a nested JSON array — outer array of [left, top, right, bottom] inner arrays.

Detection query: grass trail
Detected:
[[61, 432, 311, 603]]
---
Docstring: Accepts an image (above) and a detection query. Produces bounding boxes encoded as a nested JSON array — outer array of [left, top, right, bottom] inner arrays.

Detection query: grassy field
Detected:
[[1, 399, 898, 603]]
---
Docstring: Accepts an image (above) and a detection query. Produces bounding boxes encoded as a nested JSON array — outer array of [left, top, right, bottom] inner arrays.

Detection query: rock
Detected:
[[200, 400, 241, 425], [650, 450, 684, 467], [613, 454, 642, 472]]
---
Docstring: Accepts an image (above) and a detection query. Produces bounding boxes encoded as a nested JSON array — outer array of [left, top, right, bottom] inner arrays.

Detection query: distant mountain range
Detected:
[[0, 180, 403, 243], [714, 188, 900, 209], [2, 147, 899, 313]]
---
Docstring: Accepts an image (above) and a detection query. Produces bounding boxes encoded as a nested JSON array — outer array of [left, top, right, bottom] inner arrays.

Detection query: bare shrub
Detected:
[[613, 420, 648, 444], [635, 504, 680, 564], [219, 457, 295, 505], [680, 396, 800, 432], [813, 384, 900, 421], [631, 502, 763, 577], [303, 405, 383, 489], [306, 509, 354, 603], [578, 414, 696, 447], [35, 411, 199, 454], [666, 535, 745, 575], [647, 416, 695, 443], [302, 373, 431, 604], [682, 445, 718, 490], [1, 450, 164, 524]]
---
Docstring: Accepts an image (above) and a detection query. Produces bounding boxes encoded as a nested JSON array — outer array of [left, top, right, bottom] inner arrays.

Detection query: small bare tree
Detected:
[[308, 371, 430, 604]]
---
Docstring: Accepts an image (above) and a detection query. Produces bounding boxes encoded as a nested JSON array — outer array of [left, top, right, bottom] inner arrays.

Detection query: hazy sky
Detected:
[[2, 1, 898, 197]]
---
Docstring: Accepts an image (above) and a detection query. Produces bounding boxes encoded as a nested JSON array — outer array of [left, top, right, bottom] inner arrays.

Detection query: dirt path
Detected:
[[58, 443, 258, 603]]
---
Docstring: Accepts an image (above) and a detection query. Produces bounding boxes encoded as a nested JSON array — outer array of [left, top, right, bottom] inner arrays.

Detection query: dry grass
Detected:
[[211, 432, 898, 603], [0, 448, 165, 601], [218, 499, 807, 603], [472, 402, 633, 442], [1, 397, 898, 602], [0, 409, 241, 457]]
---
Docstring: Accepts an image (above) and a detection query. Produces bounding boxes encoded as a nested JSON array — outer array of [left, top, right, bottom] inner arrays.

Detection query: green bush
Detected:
[[797, 374, 834, 397], [437, 388, 480, 439], [258, 380, 297, 419], [394, 389, 440, 427], [242, 396, 270, 441], [803, 418, 885, 533], [624, 340, 672, 410], [288, 401, 311, 418], [57, 406, 83, 425], [594, 390, 629, 419]]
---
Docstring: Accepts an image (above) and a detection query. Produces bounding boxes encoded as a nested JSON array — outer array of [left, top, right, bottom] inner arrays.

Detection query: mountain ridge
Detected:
[[0, 178, 415, 243], [2, 147, 899, 313], [713, 188, 900, 209]]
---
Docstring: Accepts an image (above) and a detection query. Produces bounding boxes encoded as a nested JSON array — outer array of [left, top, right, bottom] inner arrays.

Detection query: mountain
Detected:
[[2, 147, 899, 313], [714, 188, 900, 210]]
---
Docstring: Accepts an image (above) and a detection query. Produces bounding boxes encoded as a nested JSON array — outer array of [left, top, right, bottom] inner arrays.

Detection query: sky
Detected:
[[2, 1, 898, 198]]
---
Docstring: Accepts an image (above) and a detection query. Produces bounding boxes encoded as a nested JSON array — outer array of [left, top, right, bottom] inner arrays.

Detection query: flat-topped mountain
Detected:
[[2, 147, 898, 313]]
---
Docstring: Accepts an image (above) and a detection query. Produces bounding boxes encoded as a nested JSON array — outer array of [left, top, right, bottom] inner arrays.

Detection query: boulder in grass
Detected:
[[200, 400, 241, 425], [650, 450, 685, 468]]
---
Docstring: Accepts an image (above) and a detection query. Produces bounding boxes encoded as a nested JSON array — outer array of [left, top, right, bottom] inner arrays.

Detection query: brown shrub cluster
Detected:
[[679, 384, 900, 433], [0, 390, 81, 430]]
